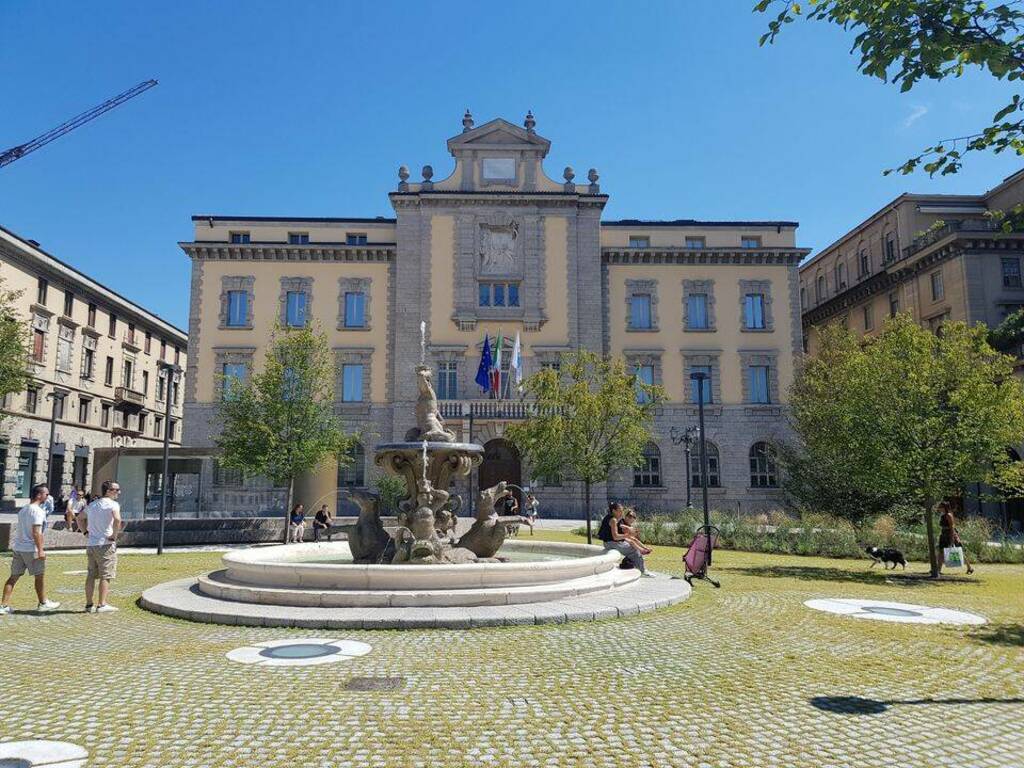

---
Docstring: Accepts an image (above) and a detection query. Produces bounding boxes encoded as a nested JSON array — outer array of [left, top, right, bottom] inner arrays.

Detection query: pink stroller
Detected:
[[683, 526, 720, 588]]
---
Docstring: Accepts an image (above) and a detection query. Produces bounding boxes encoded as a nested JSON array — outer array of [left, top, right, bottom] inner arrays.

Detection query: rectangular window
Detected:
[[685, 237, 705, 249], [101, 403, 111, 428], [170, 420, 178, 441], [493, 283, 505, 306], [343, 292, 366, 328], [437, 361, 458, 400], [741, 236, 761, 249], [889, 292, 900, 317], [744, 293, 766, 329], [863, 304, 873, 331], [78, 398, 90, 424], [154, 414, 163, 438], [87, 303, 97, 327], [628, 236, 650, 248], [37, 278, 47, 305], [122, 359, 134, 389], [342, 364, 364, 402], [478, 283, 490, 306], [160, 340, 166, 359], [690, 366, 713, 404], [285, 291, 307, 327], [859, 249, 870, 276], [138, 413, 146, 434], [25, 388, 38, 414], [63, 290, 74, 317], [108, 313, 117, 338], [229, 232, 250, 244], [56, 328, 73, 373], [226, 290, 248, 327], [635, 364, 654, 404], [630, 294, 653, 329], [140, 370, 148, 395], [477, 283, 520, 307], [931, 270, 944, 301], [157, 371, 166, 401], [1002, 258, 1022, 288], [174, 346, 180, 365], [222, 363, 246, 399], [345, 233, 368, 245], [145, 332, 152, 354], [885, 233, 896, 263], [32, 329, 45, 362], [82, 347, 95, 379], [686, 294, 709, 330], [127, 323, 136, 346], [53, 395, 65, 420], [507, 283, 519, 307], [104, 356, 114, 386], [287, 232, 309, 244], [749, 366, 770, 404]]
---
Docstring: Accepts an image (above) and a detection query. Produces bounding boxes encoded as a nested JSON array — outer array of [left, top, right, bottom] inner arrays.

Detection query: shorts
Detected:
[[10, 550, 45, 577], [87, 544, 117, 580]]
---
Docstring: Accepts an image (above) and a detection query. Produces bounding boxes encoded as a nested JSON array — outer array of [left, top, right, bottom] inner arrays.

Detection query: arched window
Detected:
[[837, 262, 846, 289], [689, 441, 721, 487], [816, 275, 826, 303], [338, 442, 366, 488], [749, 442, 778, 488], [633, 442, 662, 487]]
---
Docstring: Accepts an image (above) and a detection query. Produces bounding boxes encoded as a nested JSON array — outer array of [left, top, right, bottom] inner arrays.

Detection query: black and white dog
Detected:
[[865, 546, 907, 570]]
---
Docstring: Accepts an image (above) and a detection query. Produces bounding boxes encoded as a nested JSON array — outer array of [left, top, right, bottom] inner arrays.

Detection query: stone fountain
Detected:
[[139, 354, 692, 628]]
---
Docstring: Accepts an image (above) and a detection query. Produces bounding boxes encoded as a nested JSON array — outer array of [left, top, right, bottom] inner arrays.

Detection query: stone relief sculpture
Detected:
[[479, 221, 518, 274]]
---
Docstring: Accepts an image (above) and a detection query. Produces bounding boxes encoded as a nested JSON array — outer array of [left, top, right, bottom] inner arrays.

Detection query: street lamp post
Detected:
[[689, 371, 712, 564], [463, 402, 475, 518], [45, 391, 66, 495], [156, 362, 182, 555], [670, 425, 699, 510]]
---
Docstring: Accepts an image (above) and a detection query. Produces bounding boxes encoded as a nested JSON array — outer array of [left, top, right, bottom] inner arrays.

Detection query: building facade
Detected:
[[0, 225, 187, 509], [181, 115, 807, 517], [798, 170, 1024, 531]]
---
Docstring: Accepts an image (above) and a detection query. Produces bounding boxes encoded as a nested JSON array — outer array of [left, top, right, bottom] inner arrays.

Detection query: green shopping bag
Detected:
[[943, 546, 965, 569]]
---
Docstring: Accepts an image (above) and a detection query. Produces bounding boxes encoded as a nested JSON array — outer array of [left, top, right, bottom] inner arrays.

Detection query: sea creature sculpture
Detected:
[[346, 490, 393, 564], [457, 481, 519, 559], [405, 365, 457, 443]]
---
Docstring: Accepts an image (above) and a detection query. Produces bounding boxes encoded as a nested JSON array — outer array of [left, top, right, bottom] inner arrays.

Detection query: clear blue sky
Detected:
[[1, 1, 1019, 330]]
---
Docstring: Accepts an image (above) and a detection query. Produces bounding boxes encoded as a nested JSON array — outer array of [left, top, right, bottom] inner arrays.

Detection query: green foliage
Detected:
[[754, 1, 1024, 175], [788, 314, 1024, 572], [373, 473, 407, 515], [215, 324, 357, 495], [988, 306, 1024, 353], [0, 279, 30, 430]]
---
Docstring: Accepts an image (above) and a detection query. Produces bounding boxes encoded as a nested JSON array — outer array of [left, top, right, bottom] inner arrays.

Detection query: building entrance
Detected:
[[477, 438, 522, 512]]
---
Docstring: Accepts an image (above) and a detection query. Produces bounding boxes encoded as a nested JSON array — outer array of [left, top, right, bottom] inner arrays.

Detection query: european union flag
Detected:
[[475, 334, 492, 393]]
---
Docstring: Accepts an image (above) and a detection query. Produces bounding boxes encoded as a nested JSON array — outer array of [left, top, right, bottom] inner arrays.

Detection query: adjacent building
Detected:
[[0, 225, 187, 508], [798, 170, 1024, 531], [181, 114, 808, 516]]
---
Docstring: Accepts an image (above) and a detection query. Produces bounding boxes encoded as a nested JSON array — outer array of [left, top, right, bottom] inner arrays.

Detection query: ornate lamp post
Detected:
[[45, 391, 67, 496], [669, 425, 700, 510], [688, 371, 712, 563], [156, 361, 182, 555]]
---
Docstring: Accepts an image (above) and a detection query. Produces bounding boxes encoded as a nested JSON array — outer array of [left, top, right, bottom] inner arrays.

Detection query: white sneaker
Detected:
[[94, 604, 118, 613], [0, 605, 11, 615], [37, 599, 61, 612]]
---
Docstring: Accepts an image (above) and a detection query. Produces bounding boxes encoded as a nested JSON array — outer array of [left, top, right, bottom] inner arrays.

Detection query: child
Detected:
[[618, 509, 652, 555]]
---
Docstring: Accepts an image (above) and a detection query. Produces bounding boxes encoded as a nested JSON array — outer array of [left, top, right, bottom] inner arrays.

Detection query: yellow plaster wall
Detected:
[[192, 221, 396, 244], [196, 260, 390, 402], [607, 265, 796, 404], [600, 227, 796, 249]]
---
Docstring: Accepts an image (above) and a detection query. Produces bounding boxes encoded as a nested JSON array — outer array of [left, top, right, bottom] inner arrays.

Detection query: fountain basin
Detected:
[[216, 540, 622, 593]]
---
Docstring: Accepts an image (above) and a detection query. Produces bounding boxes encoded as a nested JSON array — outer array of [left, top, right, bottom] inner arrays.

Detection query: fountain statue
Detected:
[[363, 362, 527, 564]]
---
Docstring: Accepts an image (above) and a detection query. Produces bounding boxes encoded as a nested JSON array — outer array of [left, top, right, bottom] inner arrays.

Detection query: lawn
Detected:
[[1, 532, 1021, 768]]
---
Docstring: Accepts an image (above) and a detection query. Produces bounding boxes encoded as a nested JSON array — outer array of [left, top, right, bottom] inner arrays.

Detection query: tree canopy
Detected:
[[755, 0, 1024, 175], [0, 278, 30, 430], [216, 324, 357, 538], [506, 350, 663, 542], [789, 315, 1024, 574]]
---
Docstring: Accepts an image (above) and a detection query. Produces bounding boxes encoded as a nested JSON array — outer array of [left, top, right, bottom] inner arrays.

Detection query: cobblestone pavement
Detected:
[[1, 536, 1021, 768]]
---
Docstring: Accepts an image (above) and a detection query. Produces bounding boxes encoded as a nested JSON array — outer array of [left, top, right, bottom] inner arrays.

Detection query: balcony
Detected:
[[122, 332, 142, 353], [114, 386, 146, 412], [438, 399, 557, 421], [902, 219, 1002, 261]]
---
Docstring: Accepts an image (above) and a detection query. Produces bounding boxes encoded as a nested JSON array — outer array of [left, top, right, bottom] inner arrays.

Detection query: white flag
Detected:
[[510, 332, 522, 390]]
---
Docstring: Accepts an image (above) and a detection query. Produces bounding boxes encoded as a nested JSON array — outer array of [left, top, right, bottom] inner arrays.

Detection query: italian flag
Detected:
[[491, 334, 503, 398]]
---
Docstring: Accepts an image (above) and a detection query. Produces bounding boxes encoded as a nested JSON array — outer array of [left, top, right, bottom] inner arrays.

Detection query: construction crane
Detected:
[[0, 79, 158, 169]]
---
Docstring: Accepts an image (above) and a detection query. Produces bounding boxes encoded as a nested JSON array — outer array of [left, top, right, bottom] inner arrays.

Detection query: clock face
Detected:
[[481, 157, 515, 180]]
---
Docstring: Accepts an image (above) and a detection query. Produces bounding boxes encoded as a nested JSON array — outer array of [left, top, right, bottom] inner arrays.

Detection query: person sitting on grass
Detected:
[[618, 509, 652, 556]]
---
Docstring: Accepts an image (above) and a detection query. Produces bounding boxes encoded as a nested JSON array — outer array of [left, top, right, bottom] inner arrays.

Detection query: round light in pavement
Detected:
[[226, 638, 372, 666], [804, 598, 986, 625], [0, 740, 88, 767]]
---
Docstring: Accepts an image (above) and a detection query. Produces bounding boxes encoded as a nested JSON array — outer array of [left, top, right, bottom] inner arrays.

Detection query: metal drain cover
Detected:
[[344, 676, 405, 691]]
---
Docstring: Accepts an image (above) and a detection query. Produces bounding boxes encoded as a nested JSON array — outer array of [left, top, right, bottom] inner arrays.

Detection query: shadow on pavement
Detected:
[[811, 695, 1024, 715], [970, 622, 1024, 647]]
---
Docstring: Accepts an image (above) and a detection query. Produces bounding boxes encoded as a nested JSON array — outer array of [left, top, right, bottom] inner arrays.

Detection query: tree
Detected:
[[373, 473, 406, 515], [216, 324, 357, 542], [506, 351, 664, 544], [0, 278, 30, 430], [755, 1, 1024, 175], [989, 306, 1024, 353], [790, 315, 1024, 575]]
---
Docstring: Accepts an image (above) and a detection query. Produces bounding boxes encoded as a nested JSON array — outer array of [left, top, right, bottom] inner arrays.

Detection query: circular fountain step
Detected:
[[198, 565, 638, 607]]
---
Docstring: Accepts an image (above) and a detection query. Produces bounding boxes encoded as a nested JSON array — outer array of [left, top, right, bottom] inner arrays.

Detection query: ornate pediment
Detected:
[[447, 118, 550, 157]]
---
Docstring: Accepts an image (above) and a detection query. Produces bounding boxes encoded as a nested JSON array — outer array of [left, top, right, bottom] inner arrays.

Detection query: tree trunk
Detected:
[[284, 475, 294, 544], [924, 496, 939, 578], [584, 480, 593, 545]]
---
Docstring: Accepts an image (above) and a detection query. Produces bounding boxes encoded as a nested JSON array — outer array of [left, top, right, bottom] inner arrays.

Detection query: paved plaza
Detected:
[[1, 532, 1022, 768]]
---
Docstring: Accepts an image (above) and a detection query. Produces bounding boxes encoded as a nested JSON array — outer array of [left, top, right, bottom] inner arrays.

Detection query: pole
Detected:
[[467, 410, 475, 519], [157, 363, 176, 555], [684, 440, 692, 510], [46, 392, 62, 492], [694, 374, 712, 564]]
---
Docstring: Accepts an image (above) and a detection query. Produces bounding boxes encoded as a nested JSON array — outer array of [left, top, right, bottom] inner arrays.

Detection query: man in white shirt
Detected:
[[0, 484, 61, 615], [77, 479, 122, 614]]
